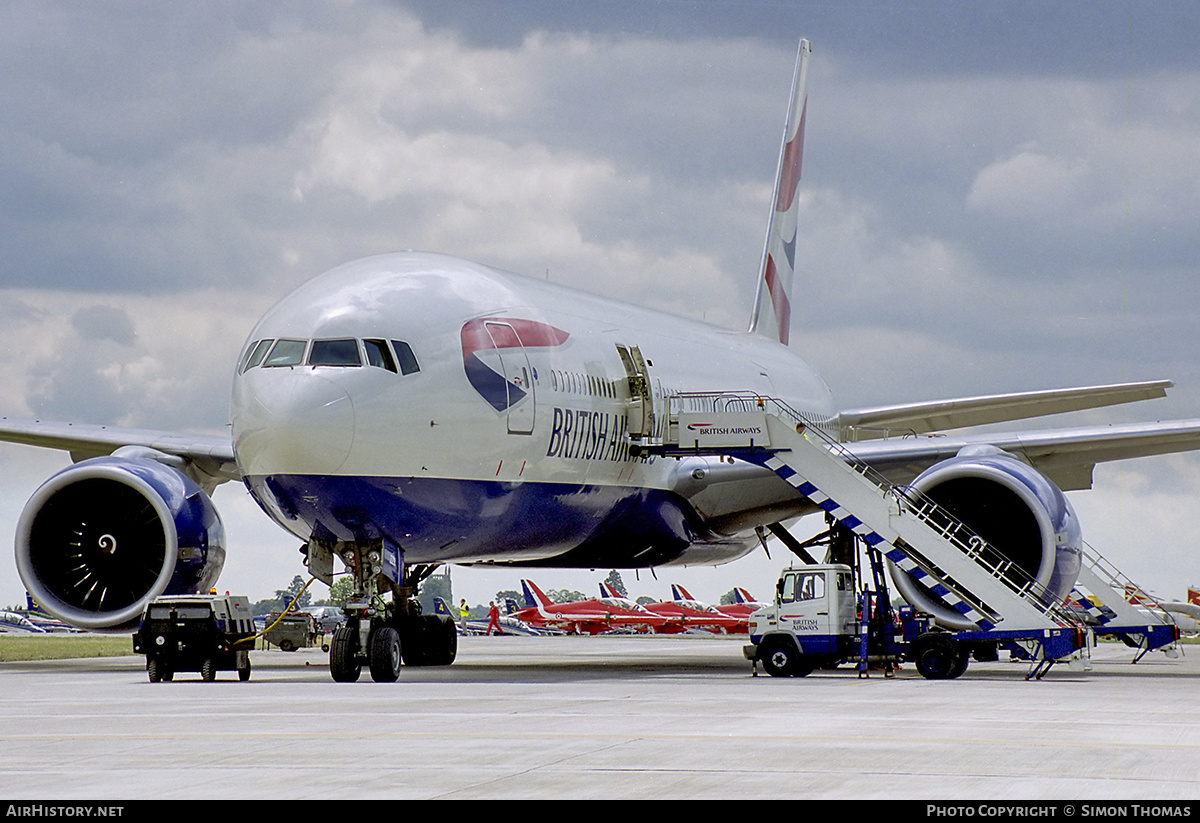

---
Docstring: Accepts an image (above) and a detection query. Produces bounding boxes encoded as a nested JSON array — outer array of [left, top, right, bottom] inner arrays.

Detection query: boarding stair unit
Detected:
[[644, 392, 1178, 670], [1068, 543, 1180, 660]]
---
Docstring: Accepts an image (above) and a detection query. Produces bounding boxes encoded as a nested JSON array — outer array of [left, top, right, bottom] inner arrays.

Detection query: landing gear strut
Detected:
[[314, 541, 458, 683]]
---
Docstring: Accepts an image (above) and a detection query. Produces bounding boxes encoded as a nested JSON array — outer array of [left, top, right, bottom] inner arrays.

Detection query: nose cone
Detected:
[[233, 370, 357, 477]]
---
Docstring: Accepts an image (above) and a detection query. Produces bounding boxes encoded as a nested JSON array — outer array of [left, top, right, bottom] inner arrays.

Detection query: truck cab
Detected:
[[747, 564, 859, 676]]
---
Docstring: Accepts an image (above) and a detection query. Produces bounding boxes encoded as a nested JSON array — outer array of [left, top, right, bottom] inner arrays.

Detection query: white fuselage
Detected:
[[231, 252, 834, 568]]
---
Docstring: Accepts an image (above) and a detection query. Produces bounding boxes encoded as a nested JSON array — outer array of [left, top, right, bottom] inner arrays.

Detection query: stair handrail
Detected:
[[1078, 540, 1174, 627]]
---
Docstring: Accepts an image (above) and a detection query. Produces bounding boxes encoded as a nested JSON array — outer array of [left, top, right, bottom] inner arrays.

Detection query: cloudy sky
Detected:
[[3, 1, 1200, 611]]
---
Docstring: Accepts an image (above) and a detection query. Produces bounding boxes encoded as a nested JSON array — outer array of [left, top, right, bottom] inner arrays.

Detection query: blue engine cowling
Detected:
[[15, 457, 226, 632], [889, 445, 1082, 630]]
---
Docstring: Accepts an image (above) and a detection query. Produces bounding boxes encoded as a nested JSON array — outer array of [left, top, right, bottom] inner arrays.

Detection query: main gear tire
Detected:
[[330, 625, 362, 683], [368, 625, 402, 683]]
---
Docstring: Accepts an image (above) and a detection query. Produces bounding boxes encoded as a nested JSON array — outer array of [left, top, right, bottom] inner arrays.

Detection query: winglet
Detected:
[[749, 38, 812, 346]]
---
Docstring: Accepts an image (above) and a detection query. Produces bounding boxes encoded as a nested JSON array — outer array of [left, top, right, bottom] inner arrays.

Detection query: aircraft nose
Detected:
[[233, 371, 356, 476]]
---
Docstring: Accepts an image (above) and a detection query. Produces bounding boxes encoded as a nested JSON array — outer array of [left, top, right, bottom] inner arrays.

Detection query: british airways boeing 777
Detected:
[[5, 40, 1200, 682]]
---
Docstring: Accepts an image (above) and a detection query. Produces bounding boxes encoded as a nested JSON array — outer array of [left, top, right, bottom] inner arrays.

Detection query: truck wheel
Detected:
[[201, 658, 216, 682], [238, 660, 252, 682], [912, 633, 961, 680], [948, 652, 969, 679], [368, 626, 402, 683], [147, 659, 163, 683], [760, 637, 810, 677], [330, 626, 361, 683]]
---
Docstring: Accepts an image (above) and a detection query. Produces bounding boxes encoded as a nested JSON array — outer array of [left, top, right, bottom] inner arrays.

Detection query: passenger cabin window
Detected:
[[263, 339, 307, 367], [308, 338, 362, 367]]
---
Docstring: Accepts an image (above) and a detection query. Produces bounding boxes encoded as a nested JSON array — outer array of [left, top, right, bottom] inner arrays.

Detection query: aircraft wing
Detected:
[[0, 415, 239, 490], [837, 380, 1173, 440], [843, 418, 1200, 491], [675, 416, 1200, 533]]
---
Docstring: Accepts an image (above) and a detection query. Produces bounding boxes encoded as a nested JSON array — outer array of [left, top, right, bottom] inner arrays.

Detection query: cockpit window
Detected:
[[240, 339, 273, 373], [244, 337, 418, 375], [308, 338, 362, 367], [392, 340, 420, 375], [263, 339, 307, 367], [364, 339, 397, 373]]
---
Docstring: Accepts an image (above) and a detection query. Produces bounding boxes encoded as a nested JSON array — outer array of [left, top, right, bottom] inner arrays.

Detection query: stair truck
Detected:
[[649, 391, 1180, 680]]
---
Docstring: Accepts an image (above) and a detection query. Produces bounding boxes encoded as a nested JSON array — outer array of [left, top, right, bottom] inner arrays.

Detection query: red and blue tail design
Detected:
[[749, 39, 811, 346], [670, 583, 695, 601], [521, 578, 555, 609], [731, 587, 757, 605]]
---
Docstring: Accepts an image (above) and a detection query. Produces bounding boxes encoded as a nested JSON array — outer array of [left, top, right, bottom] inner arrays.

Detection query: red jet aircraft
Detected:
[[643, 583, 744, 633], [674, 583, 764, 631], [515, 579, 667, 635], [600, 582, 746, 635]]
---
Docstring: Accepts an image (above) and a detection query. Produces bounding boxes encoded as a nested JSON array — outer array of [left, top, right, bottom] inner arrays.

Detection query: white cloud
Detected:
[[3, 2, 1200, 611]]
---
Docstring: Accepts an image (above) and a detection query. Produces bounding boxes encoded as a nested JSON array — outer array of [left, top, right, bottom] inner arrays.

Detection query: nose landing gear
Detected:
[[319, 541, 458, 683]]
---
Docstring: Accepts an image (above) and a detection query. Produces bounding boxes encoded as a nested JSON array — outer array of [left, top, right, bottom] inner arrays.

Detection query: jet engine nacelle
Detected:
[[889, 446, 1082, 630], [15, 457, 226, 631]]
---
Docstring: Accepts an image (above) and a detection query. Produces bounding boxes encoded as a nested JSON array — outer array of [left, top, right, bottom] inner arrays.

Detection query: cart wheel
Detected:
[[201, 658, 216, 682], [148, 659, 163, 683]]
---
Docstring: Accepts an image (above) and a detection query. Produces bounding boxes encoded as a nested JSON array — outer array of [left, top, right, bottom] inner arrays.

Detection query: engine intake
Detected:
[[15, 457, 226, 631], [890, 446, 1082, 630]]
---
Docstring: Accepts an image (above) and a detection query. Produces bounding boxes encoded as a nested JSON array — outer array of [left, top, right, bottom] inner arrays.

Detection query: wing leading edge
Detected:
[[845, 418, 1200, 491], [0, 416, 238, 493], [837, 379, 1173, 441]]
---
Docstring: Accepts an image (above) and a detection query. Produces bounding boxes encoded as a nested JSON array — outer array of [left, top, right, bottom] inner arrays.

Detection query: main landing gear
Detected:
[[319, 543, 458, 683]]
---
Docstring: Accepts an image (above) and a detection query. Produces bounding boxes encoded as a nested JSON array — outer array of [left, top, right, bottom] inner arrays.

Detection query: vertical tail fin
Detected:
[[521, 579, 553, 609], [732, 587, 757, 605], [671, 583, 694, 602], [749, 38, 812, 346]]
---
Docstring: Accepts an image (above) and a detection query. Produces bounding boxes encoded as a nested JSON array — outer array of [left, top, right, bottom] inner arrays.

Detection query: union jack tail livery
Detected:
[[749, 38, 811, 346], [670, 583, 695, 601], [521, 579, 555, 609]]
